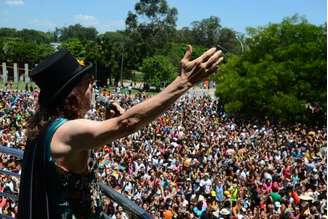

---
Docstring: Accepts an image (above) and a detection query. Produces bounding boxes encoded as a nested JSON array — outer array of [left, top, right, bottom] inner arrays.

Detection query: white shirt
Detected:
[[5, 181, 14, 192], [200, 178, 212, 194]]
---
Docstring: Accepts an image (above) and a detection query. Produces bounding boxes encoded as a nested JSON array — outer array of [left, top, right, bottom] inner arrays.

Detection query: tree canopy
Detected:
[[215, 16, 326, 125], [55, 24, 98, 42], [125, 0, 178, 59], [141, 55, 176, 88]]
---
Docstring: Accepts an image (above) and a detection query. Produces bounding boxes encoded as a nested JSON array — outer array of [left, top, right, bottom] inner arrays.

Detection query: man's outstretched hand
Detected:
[[180, 45, 223, 86]]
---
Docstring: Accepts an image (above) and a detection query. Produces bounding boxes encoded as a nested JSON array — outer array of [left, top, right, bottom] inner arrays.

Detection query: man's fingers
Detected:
[[185, 60, 200, 72], [187, 63, 202, 82], [214, 57, 224, 68], [194, 47, 217, 64], [207, 57, 224, 74], [205, 50, 223, 68], [112, 102, 125, 114], [182, 44, 193, 62]]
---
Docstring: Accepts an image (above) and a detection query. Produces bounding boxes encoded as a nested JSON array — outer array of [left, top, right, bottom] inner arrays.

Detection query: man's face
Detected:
[[75, 74, 94, 115]]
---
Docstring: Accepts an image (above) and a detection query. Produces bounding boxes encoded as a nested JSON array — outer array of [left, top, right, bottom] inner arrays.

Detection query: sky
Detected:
[[0, 0, 326, 34]]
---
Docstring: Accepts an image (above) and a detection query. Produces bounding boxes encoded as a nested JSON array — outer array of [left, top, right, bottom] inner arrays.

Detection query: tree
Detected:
[[175, 17, 241, 53], [58, 38, 86, 58], [215, 15, 326, 125], [1, 38, 54, 64], [19, 29, 52, 43], [174, 27, 193, 44], [141, 55, 176, 88], [217, 27, 242, 54], [166, 43, 207, 67], [0, 28, 18, 38], [191, 16, 222, 48], [0, 28, 54, 64], [125, 0, 178, 60], [0, 28, 53, 43], [97, 31, 133, 86], [57, 24, 98, 42]]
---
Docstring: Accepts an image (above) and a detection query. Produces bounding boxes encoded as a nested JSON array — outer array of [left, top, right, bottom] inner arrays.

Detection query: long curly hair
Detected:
[[27, 89, 83, 142]]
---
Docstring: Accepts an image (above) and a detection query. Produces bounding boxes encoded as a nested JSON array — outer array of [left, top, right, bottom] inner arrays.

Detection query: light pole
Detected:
[[235, 35, 244, 54], [120, 43, 124, 87], [217, 35, 245, 54]]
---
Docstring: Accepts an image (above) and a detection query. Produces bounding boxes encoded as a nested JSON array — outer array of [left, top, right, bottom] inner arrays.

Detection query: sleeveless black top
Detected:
[[44, 118, 104, 219]]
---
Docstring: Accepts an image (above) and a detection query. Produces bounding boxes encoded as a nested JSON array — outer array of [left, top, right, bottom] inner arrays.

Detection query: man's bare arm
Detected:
[[51, 45, 223, 155]]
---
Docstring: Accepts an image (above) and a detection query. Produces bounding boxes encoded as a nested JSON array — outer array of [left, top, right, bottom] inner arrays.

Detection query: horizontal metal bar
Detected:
[[0, 146, 152, 218], [0, 214, 15, 219], [0, 169, 20, 177], [98, 182, 153, 219], [0, 192, 18, 202], [0, 146, 24, 159]]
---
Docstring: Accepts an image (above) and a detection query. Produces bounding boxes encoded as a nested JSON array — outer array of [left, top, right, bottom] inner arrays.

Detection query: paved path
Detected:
[[187, 87, 217, 99]]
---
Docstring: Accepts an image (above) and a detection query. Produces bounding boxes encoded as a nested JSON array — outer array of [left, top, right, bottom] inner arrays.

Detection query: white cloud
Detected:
[[73, 15, 125, 33], [97, 20, 125, 33], [5, 0, 24, 6], [108, 19, 125, 28], [74, 14, 99, 27]]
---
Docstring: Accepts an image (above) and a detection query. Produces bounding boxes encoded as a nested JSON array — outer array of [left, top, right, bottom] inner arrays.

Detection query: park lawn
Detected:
[[0, 81, 158, 96], [0, 81, 35, 91]]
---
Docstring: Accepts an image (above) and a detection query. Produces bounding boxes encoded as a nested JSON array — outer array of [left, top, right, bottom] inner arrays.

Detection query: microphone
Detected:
[[96, 95, 121, 115], [96, 95, 113, 108]]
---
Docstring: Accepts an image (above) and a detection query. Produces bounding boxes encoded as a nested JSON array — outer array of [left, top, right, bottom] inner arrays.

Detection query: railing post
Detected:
[[24, 63, 30, 83], [2, 62, 7, 83], [13, 63, 18, 83]]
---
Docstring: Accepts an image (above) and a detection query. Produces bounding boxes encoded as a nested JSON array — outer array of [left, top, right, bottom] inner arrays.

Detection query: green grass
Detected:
[[0, 80, 158, 96], [132, 71, 145, 82], [102, 86, 158, 96], [0, 81, 36, 90]]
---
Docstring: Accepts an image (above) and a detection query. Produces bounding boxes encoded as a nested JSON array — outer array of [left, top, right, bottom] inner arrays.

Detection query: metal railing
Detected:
[[0, 145, 152, 219]]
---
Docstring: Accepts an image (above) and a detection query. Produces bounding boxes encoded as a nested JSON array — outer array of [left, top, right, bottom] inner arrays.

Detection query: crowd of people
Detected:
[[0, 86, 327, 218]]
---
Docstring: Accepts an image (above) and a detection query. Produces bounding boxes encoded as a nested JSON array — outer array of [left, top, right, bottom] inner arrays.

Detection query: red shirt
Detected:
[[0, 187, 7, 208], [291, 191, 300, 205], [283, 167, 291, 178]]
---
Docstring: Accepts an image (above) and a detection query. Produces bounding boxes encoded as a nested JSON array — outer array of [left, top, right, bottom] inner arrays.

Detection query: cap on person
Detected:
[[224, 191, 231, 197], [274, 201, 281, 208], [211, 190, 216, 197], [198, 195, 205, 202], [220, 208, 230, 216]]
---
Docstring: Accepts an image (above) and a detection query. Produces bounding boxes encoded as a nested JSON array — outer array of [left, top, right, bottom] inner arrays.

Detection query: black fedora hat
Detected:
[[31, 50, 94, 107]]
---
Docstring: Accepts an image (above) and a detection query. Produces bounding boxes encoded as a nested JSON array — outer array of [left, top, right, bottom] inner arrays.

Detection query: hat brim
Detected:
[[39, 62, 94, 106]]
